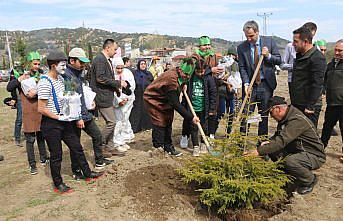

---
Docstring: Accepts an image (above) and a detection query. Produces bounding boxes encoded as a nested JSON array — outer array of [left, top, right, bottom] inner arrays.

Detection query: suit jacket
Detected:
[[237, 36, 281, 90], [89, 52, 121, 108]]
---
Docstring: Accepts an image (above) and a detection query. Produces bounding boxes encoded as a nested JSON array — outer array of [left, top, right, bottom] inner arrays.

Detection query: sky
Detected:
[[0, 0, 342, 42]]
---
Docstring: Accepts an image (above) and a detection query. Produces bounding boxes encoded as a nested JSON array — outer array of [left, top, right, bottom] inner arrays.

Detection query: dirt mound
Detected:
[[125, 164, 202, 220]]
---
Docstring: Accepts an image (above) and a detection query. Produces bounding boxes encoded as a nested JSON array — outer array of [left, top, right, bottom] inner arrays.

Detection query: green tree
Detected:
[[2, 55, 7, 69], [14, 36, 27, 66]]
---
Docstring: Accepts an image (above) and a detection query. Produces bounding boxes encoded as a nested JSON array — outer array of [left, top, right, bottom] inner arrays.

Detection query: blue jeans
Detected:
[[14, 98, 22, 142]]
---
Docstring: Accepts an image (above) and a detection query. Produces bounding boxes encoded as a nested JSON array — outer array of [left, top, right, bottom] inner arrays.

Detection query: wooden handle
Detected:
[[182, 89, 211, 148], [233, 56, 264, 130]]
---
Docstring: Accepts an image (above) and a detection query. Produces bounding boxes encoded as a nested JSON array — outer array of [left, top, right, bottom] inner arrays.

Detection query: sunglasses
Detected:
[[320, 49, 327, 52], [116, 67, 123, 69], [33, 63, 40, 65]]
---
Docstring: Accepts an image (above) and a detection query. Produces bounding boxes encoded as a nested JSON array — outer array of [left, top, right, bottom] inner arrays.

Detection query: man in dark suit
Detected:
[[90, 39, 127, 155], [237, 20, 281, 137]]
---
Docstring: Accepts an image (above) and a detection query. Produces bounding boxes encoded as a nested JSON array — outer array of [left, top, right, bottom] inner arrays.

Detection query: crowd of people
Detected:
[[1, 20, 342, 195]]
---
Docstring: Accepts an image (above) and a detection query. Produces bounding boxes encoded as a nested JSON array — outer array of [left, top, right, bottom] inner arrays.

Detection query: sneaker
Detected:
[[331, 128, 338, 136], [95, 158, 114, 169], [297, 174, 317, 195], [193, 146, 200, 157], [54, 183, 73, 194], [15, 140, 23, 147], [116, 145, 128, 152], [85, 171, 104, 181], [125, 139, 135, 144], [30, 166, 38, 175], [199, 143, 208, 154], [122, 144, 131, 150], [209, 134, 215, 139], [180, 136, 189, 149], [73, 170, 86, 181], [164, 146, 183, 157], [40, 158, 49, 166]]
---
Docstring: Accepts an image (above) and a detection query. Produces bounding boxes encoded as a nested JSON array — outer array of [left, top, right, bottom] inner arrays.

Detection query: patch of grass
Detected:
[[26, 193, 59, 208], [26, 198, 49, 208], [5, 207, 23, 221]]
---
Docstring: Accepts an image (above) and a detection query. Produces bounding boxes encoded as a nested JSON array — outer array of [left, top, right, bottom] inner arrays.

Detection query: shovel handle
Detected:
[[182, 89, 211, 148]]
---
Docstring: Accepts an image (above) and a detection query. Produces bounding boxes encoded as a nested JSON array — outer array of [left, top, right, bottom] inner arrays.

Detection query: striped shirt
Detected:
[[38, 74, 65, 115]]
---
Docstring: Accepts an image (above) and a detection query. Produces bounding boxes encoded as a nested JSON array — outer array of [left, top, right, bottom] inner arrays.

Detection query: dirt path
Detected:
[[0, 72, 342, 221]]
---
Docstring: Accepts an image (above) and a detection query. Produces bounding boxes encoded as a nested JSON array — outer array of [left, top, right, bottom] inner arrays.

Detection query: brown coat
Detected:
[[143, 69, 180, 127], [20, 93, 42, 133]]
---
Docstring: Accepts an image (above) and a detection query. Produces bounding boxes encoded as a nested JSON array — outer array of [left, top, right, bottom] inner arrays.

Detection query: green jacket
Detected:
[[258, 105, 326, 160], [324, 59, 343, 106]]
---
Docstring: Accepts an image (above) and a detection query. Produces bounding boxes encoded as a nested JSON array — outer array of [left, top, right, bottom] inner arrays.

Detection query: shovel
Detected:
[[182, 89, 221, 157], [232, 56, 264, 132]]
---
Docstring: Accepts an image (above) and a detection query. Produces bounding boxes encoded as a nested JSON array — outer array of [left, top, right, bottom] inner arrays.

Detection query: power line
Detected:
[[257, 12, 273, 35]]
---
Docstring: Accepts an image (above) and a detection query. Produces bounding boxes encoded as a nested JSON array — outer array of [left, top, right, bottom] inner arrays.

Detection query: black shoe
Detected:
[[297, 175, 318, 195], [30, 165, 38, 175], [54, 183, 73, 194], [72, 170, 86, 181], [40, 158, 49, 166], [0, 155, 4, 161], [15, 140, 23, 147], [86, 171, 104, 180], [331, 129, 338, 136], [164, 146, 183, 157], [95, 158, 114, 169]]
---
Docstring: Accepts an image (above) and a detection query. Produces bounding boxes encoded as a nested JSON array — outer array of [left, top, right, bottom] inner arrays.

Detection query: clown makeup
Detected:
[[56, 61, 67, 75]]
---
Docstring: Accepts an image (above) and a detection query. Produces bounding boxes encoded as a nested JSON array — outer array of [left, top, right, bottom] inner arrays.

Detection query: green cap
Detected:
[[27, 51, 41, 62], [198, 36, 211, 46], [315, 39, 327, 47], [180, 58, 195, 76]]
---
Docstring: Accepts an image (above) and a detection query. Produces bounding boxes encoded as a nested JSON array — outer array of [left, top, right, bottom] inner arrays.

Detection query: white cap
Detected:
[[112, 57, 124, 66], [68, 48, 90, 63]]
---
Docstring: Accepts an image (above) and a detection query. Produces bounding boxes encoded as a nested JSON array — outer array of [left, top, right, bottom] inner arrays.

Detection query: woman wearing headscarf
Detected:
[[129, 59, 154, 133]]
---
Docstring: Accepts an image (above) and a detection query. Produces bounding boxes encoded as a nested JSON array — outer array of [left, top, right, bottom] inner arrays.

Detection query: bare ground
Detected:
[[0, 72, 342, 221]]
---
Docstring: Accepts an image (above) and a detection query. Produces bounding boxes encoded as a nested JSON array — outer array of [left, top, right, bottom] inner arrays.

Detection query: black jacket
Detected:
[[290, 47, 326, 109], [258, 105, 326, 160], [184, 69, 217, 117], [324, 59, 343, 106], [63, 65, 93, 122], [89, 53, 120, 108]]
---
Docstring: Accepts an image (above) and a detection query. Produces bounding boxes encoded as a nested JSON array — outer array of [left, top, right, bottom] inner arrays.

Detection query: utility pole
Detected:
[[257, 12, 273, 35]]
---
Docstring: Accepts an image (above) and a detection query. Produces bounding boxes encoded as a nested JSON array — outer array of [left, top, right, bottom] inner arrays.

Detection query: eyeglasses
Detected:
[[140, 63, 146, 65], [33, 63, 40, 65]]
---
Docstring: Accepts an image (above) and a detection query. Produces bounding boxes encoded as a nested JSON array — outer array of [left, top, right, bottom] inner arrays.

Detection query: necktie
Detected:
[[254, 44, 261, 84]]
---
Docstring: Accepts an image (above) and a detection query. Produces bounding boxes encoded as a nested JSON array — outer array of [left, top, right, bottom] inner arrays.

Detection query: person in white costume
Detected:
[[112, 57, 136, 152]]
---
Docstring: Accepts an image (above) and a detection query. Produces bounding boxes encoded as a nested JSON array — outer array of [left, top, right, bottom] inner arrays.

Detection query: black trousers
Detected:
[[182, 111, 206, 147], [71, 119, 104, 172], [321, 105, 343, 147], [152, 124, 173, 149], [24, 131, 48, 167], [41, 117, 91, 187]]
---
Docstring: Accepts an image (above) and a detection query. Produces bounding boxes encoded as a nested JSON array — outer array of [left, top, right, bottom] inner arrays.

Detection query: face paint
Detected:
[[56, 61, 67, 75]]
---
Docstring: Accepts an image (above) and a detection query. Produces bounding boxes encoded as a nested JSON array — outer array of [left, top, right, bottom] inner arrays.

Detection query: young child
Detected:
[[180, 58, 217, 156], [112, 57, 136, 152]]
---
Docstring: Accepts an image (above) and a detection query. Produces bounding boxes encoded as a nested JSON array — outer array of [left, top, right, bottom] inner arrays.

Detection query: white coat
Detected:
[[113, 68, 136, 146]]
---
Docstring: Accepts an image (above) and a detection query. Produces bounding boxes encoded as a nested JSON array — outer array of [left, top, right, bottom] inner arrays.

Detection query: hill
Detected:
[[0, 27, 290, 60]]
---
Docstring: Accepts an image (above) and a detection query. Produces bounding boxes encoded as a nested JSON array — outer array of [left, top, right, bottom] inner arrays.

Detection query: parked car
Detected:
[[0, 70, 10, 82]]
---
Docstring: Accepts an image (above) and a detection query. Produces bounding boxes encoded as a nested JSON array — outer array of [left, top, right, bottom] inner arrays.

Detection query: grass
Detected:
[[5, 207, 23, 221]]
